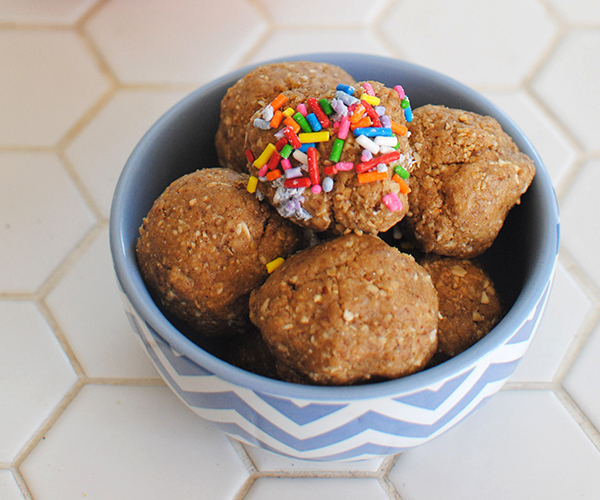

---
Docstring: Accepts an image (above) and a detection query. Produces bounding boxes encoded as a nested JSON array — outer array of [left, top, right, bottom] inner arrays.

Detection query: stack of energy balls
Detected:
[[136, 61, 535, 385]]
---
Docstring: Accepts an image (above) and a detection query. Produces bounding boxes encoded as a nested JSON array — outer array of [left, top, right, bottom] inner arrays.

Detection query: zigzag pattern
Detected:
[[120, 279, 550, 461]]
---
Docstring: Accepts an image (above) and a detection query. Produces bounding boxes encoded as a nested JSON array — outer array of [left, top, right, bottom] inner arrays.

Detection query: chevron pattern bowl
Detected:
[[110, 54, 560, 461]]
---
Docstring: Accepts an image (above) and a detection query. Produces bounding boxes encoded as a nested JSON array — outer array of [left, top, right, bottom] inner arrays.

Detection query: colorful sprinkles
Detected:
[[246, 83, 415, 220]]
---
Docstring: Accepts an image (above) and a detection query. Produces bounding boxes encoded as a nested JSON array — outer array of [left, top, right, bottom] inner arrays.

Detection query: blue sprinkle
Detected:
[[404, 107, 413, 122], [353, 127, 393, 137], [336, 83, 355, 95], [306, 113, 322, 132], [299, 143, 315, 153]]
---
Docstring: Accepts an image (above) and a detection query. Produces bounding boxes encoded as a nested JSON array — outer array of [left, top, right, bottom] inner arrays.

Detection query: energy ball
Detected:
[[249, 233, 438, 385], [245, 81, 414, 234], [216, 61, 356, 173], [404, 104, 535, 258], [419, 255, 503, 359], [136, 168, 302, 337]]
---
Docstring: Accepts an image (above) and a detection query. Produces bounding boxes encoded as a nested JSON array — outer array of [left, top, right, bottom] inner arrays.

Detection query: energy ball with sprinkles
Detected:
[[244, 80, 416, 235]]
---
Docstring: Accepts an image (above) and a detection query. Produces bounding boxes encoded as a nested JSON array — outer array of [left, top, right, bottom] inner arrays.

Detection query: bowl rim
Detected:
[[110, 52, 560, 401]]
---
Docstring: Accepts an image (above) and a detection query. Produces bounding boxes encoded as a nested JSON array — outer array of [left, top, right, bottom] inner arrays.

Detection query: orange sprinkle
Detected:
[[350, 116, 372, 130], [270, 109, 283, 128], [349, 103, 366, 124], [391, 121, 408, 136], [283, 116, 301, 134], [266, 169, 282, 181], [270, 93, 288, 111], [357, 171, 388, 183], [392, 174, 411, 194]]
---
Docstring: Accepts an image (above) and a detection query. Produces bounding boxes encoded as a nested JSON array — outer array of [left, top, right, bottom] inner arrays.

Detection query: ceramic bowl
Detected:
[[110, 53, 559, 461]]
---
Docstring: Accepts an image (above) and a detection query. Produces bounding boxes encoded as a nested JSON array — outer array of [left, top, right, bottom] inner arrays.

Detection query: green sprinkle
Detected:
[[329, 138, 344, 163], [319, 98, 334, 115], [394, 164, 409, 179], [401, 97, 410, 109], [293, 112, 312, 133], [280, 144, 293, 159]]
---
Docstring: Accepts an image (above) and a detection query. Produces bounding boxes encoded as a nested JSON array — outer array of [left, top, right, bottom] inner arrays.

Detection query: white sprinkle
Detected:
[[356, 134, 380, 154], [374, 135, 398, 147], [292, 149, 308, 164], [323, 177, 334, 192]]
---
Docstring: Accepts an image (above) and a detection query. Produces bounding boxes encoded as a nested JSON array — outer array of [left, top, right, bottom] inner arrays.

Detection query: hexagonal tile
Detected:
[[0, 301, 77, 462], [388, 391, 600, 499], [0, 470, 24, 500], [0, 0, 97, 24], [564, 320, 600, 432], [0, 152, 96, 294], [65, 89, 189, 219], [45, 228, 158, 379], [254, 0, 387, 26], [0, 29, 110, 147], [245, 478, 389, 500], [483, 89, 577, 188], [509, 261, 592, 382], [546, 0, 600, 25], [85, 0, 267, 84], [560, 159, 600, 289], [379, 0, 556, 88], [532, 30, 600, 151], [248, 28, 392, 65], [20, 385, 249, 500], [244, 445, 384, 473]]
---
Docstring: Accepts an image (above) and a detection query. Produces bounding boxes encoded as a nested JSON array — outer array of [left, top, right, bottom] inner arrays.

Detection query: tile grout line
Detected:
[[12, 380, 86, 470], [553, 386, 600, 452], [234, 0, 274, 69], [10, 465, 34, 500]]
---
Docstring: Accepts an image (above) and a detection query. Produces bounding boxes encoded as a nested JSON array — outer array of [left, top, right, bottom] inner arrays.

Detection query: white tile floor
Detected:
[[0, 1, 598, 499]]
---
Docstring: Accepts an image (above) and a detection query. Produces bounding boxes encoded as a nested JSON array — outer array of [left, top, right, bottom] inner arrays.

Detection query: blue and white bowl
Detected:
[[110, 53, 559, 462]]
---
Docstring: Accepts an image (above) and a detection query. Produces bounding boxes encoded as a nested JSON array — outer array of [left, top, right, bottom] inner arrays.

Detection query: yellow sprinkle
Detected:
[[266, 257, 285, 274], [282, 107, 295, 117], [360, 94, 380, 106], [299, 131, 330, 143], [253, 143, 276, 169], [247, 175, 258, 193]]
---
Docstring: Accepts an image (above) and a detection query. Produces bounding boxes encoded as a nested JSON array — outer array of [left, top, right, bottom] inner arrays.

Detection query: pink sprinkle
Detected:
[[257, 165, 269, 177], [333, 120, 340, 131], [362, 82, 375, 96], [361, 150, 373, 162], [297, 103, 308, 117], [338, 115, 350, 139], [311, 184, 322, 194], [382, 192, 403, 212], [281, 158, 292, 170], [335, 162, 354, 171], [394, 85, 405, 100]]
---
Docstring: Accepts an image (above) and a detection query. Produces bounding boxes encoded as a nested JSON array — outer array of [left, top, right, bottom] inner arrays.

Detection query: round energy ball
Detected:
[[136, 168, 302, 337], [404, 104, 535, 258], [249, 233, 439, 385], [419, 255, 504, 359], [245, 81, 414, 234]]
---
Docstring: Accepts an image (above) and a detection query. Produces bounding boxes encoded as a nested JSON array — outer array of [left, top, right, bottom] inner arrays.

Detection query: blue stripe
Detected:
[[393, 367, 475, 410], [253, 392, 349, 426]]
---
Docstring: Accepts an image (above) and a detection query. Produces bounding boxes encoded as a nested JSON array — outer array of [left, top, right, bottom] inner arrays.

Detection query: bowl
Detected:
[[109, 53, 559, 461]]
